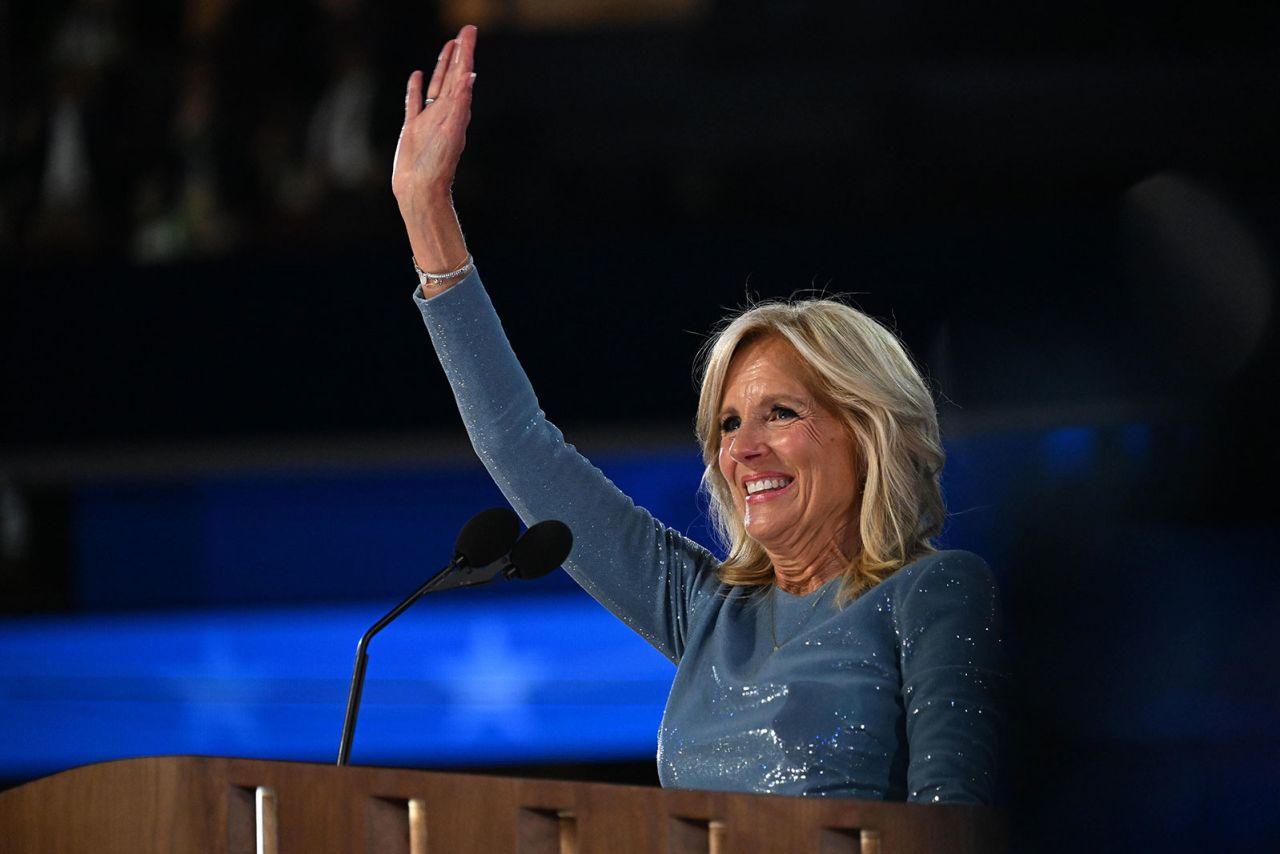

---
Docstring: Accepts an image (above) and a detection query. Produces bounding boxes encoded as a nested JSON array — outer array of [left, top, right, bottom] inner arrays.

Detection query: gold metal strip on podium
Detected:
[[408, 797, 428, 854], [556, 810, 578, 854], [707, 819, 726, 854]]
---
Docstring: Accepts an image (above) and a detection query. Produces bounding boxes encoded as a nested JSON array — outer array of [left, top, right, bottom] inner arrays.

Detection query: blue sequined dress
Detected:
[[415, 270, 1004, 804]]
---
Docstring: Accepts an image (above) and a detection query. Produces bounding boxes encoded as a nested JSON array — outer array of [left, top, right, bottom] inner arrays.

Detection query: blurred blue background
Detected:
[[2, 2, 1279, 852], [0, 428, 1095, 778]]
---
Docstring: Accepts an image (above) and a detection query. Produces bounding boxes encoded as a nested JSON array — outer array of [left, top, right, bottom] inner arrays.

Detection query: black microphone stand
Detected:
[[334, 514, 568, 767], [336, 557, 461, 767]]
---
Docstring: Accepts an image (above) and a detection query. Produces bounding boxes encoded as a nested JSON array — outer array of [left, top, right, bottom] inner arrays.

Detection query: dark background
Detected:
[[2, 1, 1279, 851]]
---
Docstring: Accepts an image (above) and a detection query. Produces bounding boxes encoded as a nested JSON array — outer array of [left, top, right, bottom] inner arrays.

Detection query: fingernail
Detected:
[[468, 72, 477, 87]]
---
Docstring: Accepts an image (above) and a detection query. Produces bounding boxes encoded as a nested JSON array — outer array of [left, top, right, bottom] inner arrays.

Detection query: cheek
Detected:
[[826, 442, 862, 509], [798, 420, 858, 500], [783, 416, 837, 463], [797, 419, 826, 445], [717, 445, 738, 497]]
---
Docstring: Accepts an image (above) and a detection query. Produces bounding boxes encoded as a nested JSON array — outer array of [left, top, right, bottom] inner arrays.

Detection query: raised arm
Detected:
[[395, 28, 722, 662], [392, 25, 477, 293]]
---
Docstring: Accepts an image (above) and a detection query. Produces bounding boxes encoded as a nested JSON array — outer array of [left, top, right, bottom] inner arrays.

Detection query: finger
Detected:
[[426, 40, 454, 101], [404, 70, 424, 120], [445, 25, 477, 94]]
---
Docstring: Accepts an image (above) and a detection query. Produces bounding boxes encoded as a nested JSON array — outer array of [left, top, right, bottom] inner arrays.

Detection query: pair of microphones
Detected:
[[337, 508, 572, 766]]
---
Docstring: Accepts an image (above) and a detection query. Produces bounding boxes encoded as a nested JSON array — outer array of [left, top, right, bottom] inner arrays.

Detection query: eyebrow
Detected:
[[718, 393, 810, 418]]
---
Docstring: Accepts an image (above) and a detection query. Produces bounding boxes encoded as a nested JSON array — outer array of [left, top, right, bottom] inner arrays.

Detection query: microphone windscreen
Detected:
[[510, 520, 573, 580], [454, 507, 520, 567]]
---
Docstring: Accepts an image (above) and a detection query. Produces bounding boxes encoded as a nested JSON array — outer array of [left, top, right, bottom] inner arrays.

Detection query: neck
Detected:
[[753, 489, 863, 593], [767, 534, 857, 595]]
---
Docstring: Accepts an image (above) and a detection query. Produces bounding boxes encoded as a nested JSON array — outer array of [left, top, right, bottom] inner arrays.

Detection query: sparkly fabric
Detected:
[[414, 271, 1005, 804]]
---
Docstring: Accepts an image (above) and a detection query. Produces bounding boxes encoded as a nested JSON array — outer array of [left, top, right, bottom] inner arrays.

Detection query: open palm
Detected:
[[392, 25, 477, 213]]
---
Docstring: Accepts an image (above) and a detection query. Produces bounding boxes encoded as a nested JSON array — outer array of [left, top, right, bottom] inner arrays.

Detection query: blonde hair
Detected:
[[694, 298, 945, 604]]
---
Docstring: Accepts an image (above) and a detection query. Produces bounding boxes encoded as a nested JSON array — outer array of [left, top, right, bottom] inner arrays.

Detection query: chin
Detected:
[[743, 521, 785, 549]]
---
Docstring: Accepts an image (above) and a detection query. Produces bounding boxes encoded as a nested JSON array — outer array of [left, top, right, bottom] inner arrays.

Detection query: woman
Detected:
[[395, 26, 1003, 804]]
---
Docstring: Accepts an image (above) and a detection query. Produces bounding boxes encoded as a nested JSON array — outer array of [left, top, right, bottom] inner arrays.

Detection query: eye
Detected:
[[769, 405, 799, 422], [719, 414, 741, 434]]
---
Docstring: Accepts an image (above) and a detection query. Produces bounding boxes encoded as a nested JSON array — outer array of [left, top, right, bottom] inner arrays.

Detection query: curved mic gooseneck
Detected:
[[336, 507, 519, 766], [336, 510, 573, 766]]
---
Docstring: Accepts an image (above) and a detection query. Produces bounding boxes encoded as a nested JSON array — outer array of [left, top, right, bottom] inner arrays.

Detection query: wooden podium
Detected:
[[0, 757, 1005, 853]]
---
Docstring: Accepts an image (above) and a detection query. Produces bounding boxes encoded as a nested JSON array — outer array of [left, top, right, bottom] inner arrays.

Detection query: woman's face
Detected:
[[716, 335, 861, 562]]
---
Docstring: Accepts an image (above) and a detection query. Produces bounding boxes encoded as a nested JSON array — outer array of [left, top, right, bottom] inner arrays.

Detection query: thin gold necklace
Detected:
[[769, 584, 831, 651]]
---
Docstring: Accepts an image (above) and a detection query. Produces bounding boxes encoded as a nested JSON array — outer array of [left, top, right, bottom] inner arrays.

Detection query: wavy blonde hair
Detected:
[[694, 298, 945, 604]]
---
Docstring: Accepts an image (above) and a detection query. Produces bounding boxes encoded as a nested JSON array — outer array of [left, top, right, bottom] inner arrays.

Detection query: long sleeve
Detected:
[[414, 271, 721, 663], [893, 551, 1005, 804]]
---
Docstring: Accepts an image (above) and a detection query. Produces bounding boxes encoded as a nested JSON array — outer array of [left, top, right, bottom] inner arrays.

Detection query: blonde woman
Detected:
[[396, 26, 1003, 803]]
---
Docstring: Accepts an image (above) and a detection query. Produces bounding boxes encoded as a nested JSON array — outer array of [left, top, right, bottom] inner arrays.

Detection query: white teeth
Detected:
[[745, 477, 791, 495]]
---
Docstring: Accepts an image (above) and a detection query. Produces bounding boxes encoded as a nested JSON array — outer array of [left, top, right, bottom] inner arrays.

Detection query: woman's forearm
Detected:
[[400, 193, 470, 298]]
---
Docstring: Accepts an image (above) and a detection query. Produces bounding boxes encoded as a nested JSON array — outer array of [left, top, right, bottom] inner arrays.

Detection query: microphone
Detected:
[[336, 510, 572, 766], [510, 519, 573, 579], [455, 506, 521, 567], [427, 518, 573, 592]]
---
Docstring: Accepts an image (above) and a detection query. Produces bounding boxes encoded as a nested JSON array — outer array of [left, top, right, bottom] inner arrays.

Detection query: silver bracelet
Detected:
[[413, 253, 474, 287]]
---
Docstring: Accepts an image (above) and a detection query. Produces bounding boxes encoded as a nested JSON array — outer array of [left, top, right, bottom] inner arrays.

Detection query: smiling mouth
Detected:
[[745, 476, 793, 496]]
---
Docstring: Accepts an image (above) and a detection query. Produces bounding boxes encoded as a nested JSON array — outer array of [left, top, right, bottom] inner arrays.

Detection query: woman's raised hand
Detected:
[[393, 25, 477, 283]]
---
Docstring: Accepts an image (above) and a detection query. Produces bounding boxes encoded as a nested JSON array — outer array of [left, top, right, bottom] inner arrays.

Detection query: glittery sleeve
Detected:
[[414, 271, 720, 663], [893, 551, 1005, 804]]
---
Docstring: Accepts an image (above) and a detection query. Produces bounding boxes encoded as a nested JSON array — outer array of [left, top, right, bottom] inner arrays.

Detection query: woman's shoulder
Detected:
[[906, 548, 991, 574], [873, 550, 1005, 668], [876, 549, 998, 603]]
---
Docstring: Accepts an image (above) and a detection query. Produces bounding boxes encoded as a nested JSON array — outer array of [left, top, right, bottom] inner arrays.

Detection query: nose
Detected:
[[727, 419, 768, 466]]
